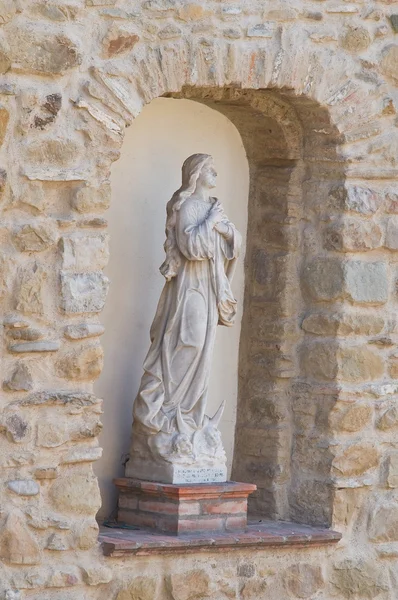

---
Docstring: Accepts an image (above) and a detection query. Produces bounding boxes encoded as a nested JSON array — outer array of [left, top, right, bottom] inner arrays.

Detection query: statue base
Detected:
[[125, 456, 227, 484], [114, 478, 257, 535]]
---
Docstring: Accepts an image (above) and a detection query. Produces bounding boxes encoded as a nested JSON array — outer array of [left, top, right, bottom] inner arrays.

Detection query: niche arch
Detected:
[[98, 85, 344, 526]]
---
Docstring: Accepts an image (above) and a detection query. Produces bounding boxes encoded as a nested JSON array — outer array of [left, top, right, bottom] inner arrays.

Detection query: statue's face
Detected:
[[197, 160, 217, 189]]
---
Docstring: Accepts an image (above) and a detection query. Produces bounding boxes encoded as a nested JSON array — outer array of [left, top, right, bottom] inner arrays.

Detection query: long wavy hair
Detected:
[[160, 153, 212, 281]]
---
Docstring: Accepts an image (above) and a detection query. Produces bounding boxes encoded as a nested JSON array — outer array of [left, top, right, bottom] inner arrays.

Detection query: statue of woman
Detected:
[[126, 153, 242, 483]]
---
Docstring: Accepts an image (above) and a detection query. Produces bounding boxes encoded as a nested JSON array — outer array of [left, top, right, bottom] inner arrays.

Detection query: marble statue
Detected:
[[126, 153, 242, 484]]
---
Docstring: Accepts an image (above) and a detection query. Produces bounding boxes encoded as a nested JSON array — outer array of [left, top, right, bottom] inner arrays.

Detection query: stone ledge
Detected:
[[100, 520, 342, 557]]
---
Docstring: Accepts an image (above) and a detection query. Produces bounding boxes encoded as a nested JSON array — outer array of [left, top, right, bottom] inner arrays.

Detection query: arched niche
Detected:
[[98, 85, 344, 527]]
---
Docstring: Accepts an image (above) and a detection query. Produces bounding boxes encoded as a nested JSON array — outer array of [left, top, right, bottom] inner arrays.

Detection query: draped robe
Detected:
[[132, 197, 241, 445]]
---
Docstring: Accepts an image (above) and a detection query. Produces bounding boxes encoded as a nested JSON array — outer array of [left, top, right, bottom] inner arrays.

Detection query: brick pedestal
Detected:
[[115, 478, 256, 535]]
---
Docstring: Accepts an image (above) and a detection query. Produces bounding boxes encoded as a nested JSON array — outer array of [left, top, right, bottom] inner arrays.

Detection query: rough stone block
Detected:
[[344, 261, 388, 304], [56, 344, 103, 380], [60, 271, 109, 313], [302, 258, 344, 301], [284, 563, 324, 598], [337, 345, 384, 382], [13, 220, 58, 252], [386, 453, 398, 488], [61, 233, 109, 271], [301, 311, 384, 337], [345, 185, 382, 215], [381, 45, 398, 82], [50, 474, 101, 514], [8, 21, 82, 75], [331, 557, 387, 598], [332, 444, 379, 477], [324, 219, 381, 252], [300, 342, 338, 381], [368, 498, 398, 541], [385, 217, 398, 250], [72, 183, 111, 213], [16, 262, 46, 315]]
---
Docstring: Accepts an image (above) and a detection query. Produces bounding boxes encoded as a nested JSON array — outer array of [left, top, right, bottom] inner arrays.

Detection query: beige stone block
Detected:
[[284, 564, 324, 598], [386, 453, 398, 488], [168, 571, 210, 600], [241, 579, 268, 599], [332, 444, 379, 477], [0, 0, 16, 24], [75, 518, 99, 550], [37, 419, 69, 448], [25, 137, 81, 168], [344, 261, 388, 304], [16, 262, 46, 315], [8, 21, 82, 75], [72, 183, 111, 213], [102, 25, 139, 58], [377, 406, 398, 430], [0, 511, 41, 565], [3, 363, 33, 392], [337, 346, 384, 382], [331, 405, 372, 433], [369, 498, 398, 541], [324, 219, 382, 252], [13, 220, 58, 252], [50, 474, 101, 515], [340, 26, 371, 52], [300, 342, 338, 381], [0, 103, 9, 148], [56, 344, 104, 381], [301, 311, 384, 337], [381, 45, 398, 82], [60, 271, 109, 314], [82, 565, 113, 585], [60, 233, 109, 271], [302, 257, 344, 302], [331, 557, 387, 597]]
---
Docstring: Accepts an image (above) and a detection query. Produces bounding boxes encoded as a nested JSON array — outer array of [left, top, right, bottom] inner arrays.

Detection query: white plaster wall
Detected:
[[95, 98, 249, 519]]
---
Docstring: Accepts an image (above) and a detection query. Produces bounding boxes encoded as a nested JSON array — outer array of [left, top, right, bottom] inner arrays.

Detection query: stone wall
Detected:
[[1, 0, 398, 597]]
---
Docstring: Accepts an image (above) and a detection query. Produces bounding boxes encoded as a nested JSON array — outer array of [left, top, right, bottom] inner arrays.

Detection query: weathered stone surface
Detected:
[[324, 220, 382, 252], [50, 474, 101, 514], [13, 390, 100, 408], [61, 272, 109, 313], [37, 419, 69, 448], [61, 446, 102, 464], [16, 262, 46, 315], [368, 497, 398, 541], [1, 511, 41, 565], [9, 341, 60, 353], [385, 217, 398, 250], [389, 352, 398, 378], [301, 311, 384, 336], [56, 344, 103, 381], [72, 183, 111, 213], [331, 405, 372, 433], [0, 103, 9, 148], [345, 186, 382, 215], [302, 258, 344, 301], [25, 137, 81, 168], [168, 570, 210, 600], [331, 557, 387, 598], [0, 0, 16, 24], [337, 346, 384, 382], [8, 22, 82, 74], [13, 220, 58, 252], [64, 322, 105, 340], [377, 406, 398, 430], [3, 413, 30, 443], [60, 233, 109, 270], [102, 25, 139, 57], [7, 479, 39, 496], [46, 532, 68, 551], [0, 42, 11, 73], [300, 342, 337, 381], [8, 328, 43, 341], [332, 444, 379, 477], [284, 564, 324, 598], [75, 518, 99, 550], [240, 579, 268, 599], [34, 467, 59, 480], [341, 27, 371, 52], [344, 261, 388, 304], [3, 363, 33, 392], [82, 565, 113, 585], [381, 45, 398, 82], [247, 24, 275, 38], [386, 453, 398, 488]]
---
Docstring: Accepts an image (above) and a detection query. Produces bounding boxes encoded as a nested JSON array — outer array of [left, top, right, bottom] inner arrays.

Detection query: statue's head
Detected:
[[181, 153, 216, 193]]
